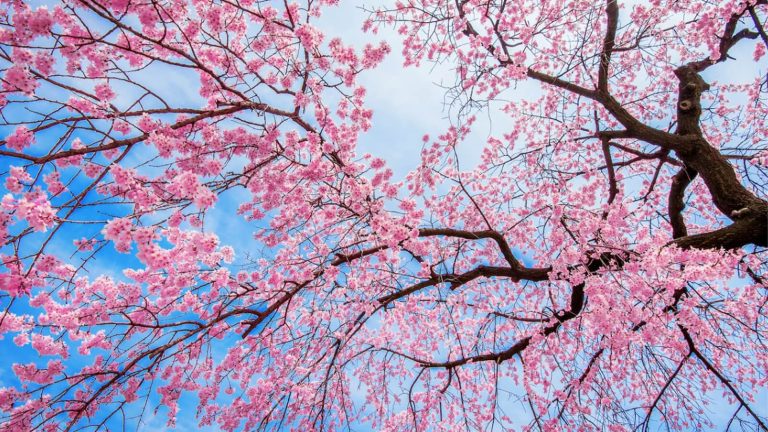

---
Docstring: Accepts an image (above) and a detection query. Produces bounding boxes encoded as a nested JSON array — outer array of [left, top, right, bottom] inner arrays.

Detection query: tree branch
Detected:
[[667, 165, 698, 239]]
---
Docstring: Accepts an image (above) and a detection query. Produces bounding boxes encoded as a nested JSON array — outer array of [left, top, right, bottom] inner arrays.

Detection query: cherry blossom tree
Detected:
[[0, 0, 767, 430]]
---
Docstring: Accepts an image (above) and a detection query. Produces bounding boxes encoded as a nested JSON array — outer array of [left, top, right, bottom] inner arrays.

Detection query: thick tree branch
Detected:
[[410, 254, 618, 368], [749, 5, 768, 49], [668, 165, 698, 239], [673, 217, 768, 249], [598, 0, 619, 93], [376, 265, 531, 306], [687, 1, 764, 73], [418, 227, 547, 275]]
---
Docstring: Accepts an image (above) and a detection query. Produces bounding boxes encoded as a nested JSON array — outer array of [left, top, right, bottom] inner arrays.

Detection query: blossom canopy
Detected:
[[0, 0, 767, 431]]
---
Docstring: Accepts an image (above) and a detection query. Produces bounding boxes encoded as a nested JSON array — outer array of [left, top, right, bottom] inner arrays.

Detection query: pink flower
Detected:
[[31, 334, 66, 357], [94, 82, 116, 101], [3, 66, 37, 95], [295, 24, 323, 51], [43, 171, 66, 196], [12, 190, 56, 231], [102, 217, 133, 252], [74, 237, 95, 252], [5, 126, 34, 151], [13, 333, 29, 346], [5, 166, 32, 193]]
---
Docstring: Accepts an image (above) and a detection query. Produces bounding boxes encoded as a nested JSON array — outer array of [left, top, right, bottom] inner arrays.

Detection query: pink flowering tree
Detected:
[[0, 0, 767, 430]]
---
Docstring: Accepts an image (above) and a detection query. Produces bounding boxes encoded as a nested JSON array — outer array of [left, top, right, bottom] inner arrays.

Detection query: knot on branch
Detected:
[[554, 309, 578, 322], [730, 207, 751, 219], [678, 100, 693, 111], [674, 67, 711, 89], [673, 66, 710, 135]]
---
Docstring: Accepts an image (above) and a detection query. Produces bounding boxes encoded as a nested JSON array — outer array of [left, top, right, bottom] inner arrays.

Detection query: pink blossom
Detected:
[[12, 190, 56, 231], [13, 332, 29, 346], [94, 82, 116, 101], [5, 166, 32, 193], [0, 2, 763, 432], [43, 171, 66, 196], [5, 127, 34, 151], [102, 217, 133, 252], [3, 66, 37, 95]]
